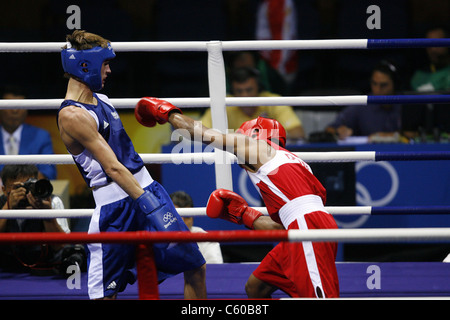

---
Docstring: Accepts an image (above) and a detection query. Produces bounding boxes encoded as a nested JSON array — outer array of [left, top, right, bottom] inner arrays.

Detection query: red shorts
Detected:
[[252, 211, 340, 298]]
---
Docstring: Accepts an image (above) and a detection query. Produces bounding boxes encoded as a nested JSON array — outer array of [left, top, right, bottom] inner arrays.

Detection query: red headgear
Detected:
[[237, 116, 286, 147]]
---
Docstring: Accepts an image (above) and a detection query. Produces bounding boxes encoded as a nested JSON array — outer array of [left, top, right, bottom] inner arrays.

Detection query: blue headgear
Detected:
[[61, 42, 116, 91]]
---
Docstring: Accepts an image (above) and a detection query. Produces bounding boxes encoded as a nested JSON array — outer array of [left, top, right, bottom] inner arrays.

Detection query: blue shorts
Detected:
[[87, 170, 205, 299]]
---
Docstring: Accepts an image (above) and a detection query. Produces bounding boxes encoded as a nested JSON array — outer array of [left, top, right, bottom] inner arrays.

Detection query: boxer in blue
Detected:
[[57, 30, 206, 299]]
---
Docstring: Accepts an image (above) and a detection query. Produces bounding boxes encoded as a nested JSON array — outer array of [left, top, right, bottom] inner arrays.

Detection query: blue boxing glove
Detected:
[[135, 190, 182, 233], [135, 190, 167, 232], [135, 190, 160, 213]]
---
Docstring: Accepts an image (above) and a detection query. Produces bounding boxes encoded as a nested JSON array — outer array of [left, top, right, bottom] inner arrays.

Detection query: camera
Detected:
[[15, 178, 54, 208], [22, 178, 54, 199], [59, 244, 87, 277]]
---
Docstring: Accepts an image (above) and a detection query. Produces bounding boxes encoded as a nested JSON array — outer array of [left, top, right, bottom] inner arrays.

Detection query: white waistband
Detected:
[[279, 195, 327, 229], [92, 167, 154, 206]]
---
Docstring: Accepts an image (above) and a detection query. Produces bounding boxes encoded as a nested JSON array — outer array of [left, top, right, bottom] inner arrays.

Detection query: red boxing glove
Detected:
[[206, 189, 263, 229], [135, 97, 182, 127]]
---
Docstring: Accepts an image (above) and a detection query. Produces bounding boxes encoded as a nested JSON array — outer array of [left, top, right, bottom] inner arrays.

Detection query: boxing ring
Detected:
[[1, 38, 450, 299]]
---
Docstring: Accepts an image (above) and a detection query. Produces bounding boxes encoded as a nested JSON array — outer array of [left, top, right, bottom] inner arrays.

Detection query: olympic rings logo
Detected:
[[238, 170, 261, 207], [356, 162, 399, 207], [238, 162, 400, 229], [163, 212, 174, 223], [337, 162, 399, 228]]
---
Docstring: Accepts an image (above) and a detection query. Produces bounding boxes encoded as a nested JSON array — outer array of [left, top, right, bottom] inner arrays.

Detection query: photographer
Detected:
[[0, 165, 85, 276]]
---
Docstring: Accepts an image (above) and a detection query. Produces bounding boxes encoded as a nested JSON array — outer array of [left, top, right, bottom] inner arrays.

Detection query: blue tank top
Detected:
[[58, 93, 144, 187]]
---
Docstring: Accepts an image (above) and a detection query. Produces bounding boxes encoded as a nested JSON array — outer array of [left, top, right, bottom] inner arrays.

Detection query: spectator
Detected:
[[0, 165, 84, 276], [201, 67, 304, 141], [170, 191, 223, 264], [0, 86, 57, 180], [325, 60, 403, 142], [226, 51, 288, 95], [411, 26, 450, 92]]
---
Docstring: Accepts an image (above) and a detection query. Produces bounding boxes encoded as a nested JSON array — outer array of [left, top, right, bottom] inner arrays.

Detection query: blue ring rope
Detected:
[[375, 151, 450, 161], [371, 206, 450, 215], [367, 38, 450, 49], [367, 95, 450, 105]]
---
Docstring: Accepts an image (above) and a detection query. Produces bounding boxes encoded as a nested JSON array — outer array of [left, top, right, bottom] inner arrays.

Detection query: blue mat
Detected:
[[1, 262, 450, 299]]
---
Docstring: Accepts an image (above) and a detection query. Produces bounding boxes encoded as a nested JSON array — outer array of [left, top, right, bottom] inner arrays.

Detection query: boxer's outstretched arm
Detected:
[[134, 97, 275, 170], [169, 113, 274, 170]]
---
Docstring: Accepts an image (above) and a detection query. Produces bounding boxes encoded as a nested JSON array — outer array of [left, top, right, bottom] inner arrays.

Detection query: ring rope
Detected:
[[1, 95, 449, 110], [0, 151, 449, 165], [1, 228, 450, 244], [0, 38, 449, 53], [2, 38, 448, 301], [2, 205, 449, 219]]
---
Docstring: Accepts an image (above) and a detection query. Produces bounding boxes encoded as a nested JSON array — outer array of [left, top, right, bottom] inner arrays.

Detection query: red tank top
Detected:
[[245, 143, 327, 225]]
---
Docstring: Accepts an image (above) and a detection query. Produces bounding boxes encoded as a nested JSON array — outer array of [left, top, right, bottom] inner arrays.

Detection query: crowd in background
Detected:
[[0, 0, 448, 98]]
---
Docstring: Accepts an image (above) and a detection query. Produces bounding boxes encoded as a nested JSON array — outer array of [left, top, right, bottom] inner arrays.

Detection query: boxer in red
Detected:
[[135, 97, 339, 298]]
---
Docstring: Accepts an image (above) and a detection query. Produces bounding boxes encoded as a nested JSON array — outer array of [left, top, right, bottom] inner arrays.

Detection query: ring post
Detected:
[[136, 244, 159, 300], [207, 40, 233, 191]]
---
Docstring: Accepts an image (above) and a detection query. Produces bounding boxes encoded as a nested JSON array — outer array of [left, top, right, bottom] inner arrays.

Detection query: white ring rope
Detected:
[[0, 96, 370, 110], [0, 206, 419, 219], [0, 152, 378, 165], [0, 207, 364, 219], [0, 39, 370, 53], [0, 209, 94, 219], [287, 228, 450, 243]]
